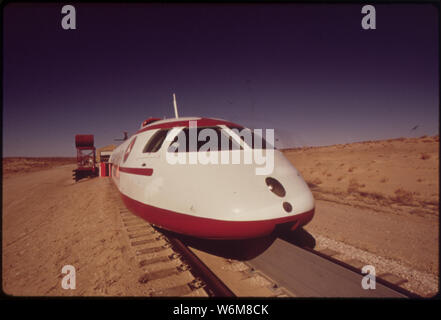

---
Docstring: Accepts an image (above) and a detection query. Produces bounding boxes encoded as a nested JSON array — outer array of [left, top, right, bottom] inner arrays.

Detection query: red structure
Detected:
[[73, 134, 97, 182], [99, 162, 108, 177]]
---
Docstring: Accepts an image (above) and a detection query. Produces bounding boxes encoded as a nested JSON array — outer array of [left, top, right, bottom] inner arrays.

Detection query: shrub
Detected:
[[394, 188, 414, 204], [347, 178, 364, 193]]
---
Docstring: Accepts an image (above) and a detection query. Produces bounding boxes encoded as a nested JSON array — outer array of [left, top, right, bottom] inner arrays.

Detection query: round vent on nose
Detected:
[[265, 177, 286, 197]]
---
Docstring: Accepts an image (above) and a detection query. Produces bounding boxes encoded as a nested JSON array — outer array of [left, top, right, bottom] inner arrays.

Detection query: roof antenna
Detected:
[[173, 93, 179, 119]]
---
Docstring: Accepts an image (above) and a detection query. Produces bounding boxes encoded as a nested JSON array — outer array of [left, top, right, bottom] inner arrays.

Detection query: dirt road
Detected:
[[3, 165, 151, 296]]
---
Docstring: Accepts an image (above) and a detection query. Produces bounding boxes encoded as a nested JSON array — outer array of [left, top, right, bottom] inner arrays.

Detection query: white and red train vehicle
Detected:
[[109, 116, 315, 239]]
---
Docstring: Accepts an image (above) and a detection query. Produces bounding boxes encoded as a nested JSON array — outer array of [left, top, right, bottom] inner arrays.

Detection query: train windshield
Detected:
[[226, 126, 273, 150], [167, 127, 243, 152], [167, 126, 273, 152]]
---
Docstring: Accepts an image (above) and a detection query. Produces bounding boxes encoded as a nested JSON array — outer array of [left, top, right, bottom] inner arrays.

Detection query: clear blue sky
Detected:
[[3, 3, 439, 156]]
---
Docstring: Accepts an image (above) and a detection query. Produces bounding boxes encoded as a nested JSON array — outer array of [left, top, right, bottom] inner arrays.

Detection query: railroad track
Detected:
[[107, 180, 419, 298], [119, 208, 235, 297], [107, 181, 234, 297]]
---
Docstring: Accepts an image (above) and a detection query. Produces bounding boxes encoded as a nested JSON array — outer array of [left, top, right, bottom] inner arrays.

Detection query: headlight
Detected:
[[283, 201, 292, 213], [265, 177, 286, 197]]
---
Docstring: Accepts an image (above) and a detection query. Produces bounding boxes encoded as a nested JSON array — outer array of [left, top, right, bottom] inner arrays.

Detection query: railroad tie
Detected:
[[131, 237, 162, 247], [138, 264, 190, 283], [149, 279, 205, 297], [136, 243, 171, 256], [128, 231, 156, 239]]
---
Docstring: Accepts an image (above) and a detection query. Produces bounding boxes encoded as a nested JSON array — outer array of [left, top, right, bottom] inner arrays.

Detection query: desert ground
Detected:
[[2, 135, 439, 297], [285, 135, 439, 217], [284, 135, 439, 296], [2, 157, 76, 179]]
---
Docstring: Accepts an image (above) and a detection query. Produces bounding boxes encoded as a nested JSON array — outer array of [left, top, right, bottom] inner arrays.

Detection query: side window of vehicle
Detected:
[[123, 136, 137, 163], [143, 129, 170, 153]]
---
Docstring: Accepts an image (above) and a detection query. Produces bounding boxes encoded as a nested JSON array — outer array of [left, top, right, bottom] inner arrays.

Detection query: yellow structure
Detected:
[[96, 145, 116, 163]]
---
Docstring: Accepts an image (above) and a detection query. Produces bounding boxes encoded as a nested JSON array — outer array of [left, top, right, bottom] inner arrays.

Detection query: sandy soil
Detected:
[[2, 157, 76, 180], [283, 135, 439, 217], [306, 200, 439, 274], [2, 165, 150, 296]]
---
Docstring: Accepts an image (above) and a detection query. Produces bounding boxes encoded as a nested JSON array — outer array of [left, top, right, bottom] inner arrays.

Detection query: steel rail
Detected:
[[164, 231, 236, 297]]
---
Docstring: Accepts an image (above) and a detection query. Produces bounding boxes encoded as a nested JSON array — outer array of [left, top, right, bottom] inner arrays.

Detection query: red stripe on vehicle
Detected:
[[136, 118, 244, 134], [119, 167, 153, 176], [118, 192, 314, 240]]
